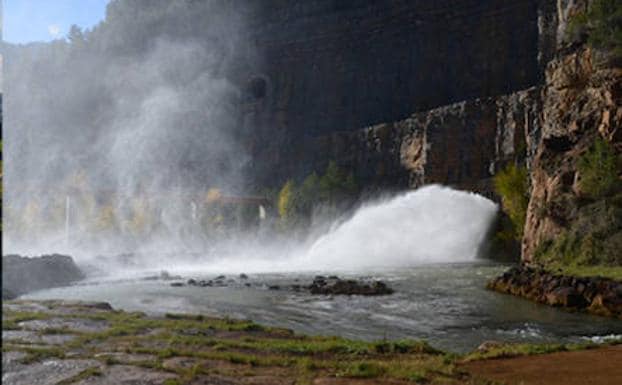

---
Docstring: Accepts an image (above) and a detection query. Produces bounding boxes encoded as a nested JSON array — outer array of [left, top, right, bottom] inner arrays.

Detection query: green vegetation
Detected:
[[494, 164, 529, 239], [463, 339, 621, 362], [533, 198, 622, 270], [534, 137, 622, 275], [56, 367, 103, 385], [578, 137, 621, 199], [4, 300, 622, 384], [569, 0, 622, 57], [542, 263, 622, 281], [2, 301, 461, 384], [277, 161, 358, 226]]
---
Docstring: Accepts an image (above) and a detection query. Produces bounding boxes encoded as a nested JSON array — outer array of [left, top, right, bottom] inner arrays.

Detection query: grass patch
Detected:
[[542, 263, 622, 281], [569, 0, 622, 58], [339, 361, 386, 378], [2, 310, 51, 330], [461, 340, 622, 362], [15, 346, 67, 364], [56, 367, 102, 385]]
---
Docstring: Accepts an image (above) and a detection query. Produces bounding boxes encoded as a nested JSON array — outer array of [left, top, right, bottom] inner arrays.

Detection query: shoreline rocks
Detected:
[[2, 254, 85, 299], [170, 274, 395, 296], [487, 265, 622, 318]]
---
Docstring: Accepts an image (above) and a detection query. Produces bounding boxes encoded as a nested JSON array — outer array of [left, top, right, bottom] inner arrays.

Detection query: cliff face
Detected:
[[241, 0, 549, 188], [522, 51, 622, 261]]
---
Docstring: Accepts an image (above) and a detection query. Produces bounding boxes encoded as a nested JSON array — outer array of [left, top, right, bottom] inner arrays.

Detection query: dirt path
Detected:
[[463, 345, 622, 385]]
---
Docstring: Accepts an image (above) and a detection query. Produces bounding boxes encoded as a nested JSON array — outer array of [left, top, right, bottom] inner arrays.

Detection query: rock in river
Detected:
[[2, 254, 85, 298], [308, 276, 394, 296]]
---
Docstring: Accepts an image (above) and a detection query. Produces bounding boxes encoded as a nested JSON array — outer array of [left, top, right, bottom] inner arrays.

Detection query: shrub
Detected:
[[578, 137, 620, 199], [569, 0, 622, 57], [494, 164, 529, 239], [277, 162, 359, 225], [278, 180, 295, 220]]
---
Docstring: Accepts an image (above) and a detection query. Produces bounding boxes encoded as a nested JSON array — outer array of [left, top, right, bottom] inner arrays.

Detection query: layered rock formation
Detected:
[[245, 0, 621, 273], [242, 0, 550, 189], [522, 47, 622, 261], [488, 265, 622, 318]]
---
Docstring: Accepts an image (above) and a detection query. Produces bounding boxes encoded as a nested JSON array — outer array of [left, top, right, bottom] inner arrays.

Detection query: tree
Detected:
[[494, 164, 529, 239], [570, 0, 622, 57]]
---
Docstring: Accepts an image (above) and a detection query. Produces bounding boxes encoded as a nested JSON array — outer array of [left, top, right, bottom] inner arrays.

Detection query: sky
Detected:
[[3, 0, 110, 44]]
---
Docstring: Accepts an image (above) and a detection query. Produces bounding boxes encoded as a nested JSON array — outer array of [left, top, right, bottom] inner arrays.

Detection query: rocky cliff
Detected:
[[241, 0, 550, 189], [245, 0, 621, 268]]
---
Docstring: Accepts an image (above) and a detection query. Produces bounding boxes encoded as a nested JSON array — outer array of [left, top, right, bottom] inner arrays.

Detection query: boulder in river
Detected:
[[2, 254, 85, 298], [308, 276, 394, 296]]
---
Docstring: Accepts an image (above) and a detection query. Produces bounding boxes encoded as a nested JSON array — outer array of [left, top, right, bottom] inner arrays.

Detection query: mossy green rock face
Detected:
[[534, 196, 622, 267], [2, 300, 473, 385]]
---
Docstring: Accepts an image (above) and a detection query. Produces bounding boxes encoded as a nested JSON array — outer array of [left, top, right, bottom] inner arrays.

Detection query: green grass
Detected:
[[56, 367, 102, 385], [5, 299, 620, 384], [543, 263, 622, 281], [462, 339, 621, 362]]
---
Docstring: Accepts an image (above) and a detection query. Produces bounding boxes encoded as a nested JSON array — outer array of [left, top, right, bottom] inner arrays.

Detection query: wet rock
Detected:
[[215, 275, 226, 280], [2, 330, 76, 345], [268, 285, 281, 290], [239, 273, 248, 280], [94, 352, 156, 365], [143, 271, 182, 281], [73, 364, 177, 385], [187, 279, 197, 285], [545, 287, 588, 308], [18, 318, 109, 333], [2, 254, 85, 297], [2, 351, 28, 374], [2, 359, 100, 385], [170, 282, 185, 287], [308, 277, 394, 296], [488, 265, 622, 318]]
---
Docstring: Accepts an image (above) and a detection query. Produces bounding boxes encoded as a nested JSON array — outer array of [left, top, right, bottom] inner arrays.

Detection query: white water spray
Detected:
[[299, 185, 498, 270], [158, 185, 499, 274], [65, 195, 71, 248]]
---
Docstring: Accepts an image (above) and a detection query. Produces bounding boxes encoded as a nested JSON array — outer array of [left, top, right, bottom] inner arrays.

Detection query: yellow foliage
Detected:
[[278, 180, 294, 219], [94, 204, 118, 232], [206, 188, 222, 203]]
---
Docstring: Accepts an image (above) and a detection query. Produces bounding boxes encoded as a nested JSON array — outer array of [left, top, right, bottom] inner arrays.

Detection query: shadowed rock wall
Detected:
[[241, 0, 553, 190]]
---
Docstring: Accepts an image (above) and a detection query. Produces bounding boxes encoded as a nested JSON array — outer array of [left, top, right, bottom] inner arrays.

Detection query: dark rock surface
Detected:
[[2, 254, 85, 299], [488, 265, 622, 318], [308, 276, 394, 296], [242, 0, 554, 190]]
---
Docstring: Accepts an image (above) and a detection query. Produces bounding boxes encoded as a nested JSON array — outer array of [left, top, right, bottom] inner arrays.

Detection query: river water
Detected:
[[23, 261, 622, 353]]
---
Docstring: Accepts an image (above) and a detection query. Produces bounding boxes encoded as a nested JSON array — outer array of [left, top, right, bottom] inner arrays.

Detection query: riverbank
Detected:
[[3, 300, 621, 385], [487, 265, 622, 318]]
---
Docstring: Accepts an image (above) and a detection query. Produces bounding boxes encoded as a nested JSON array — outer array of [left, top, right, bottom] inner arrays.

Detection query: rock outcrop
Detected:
[[308, 276, 394, 296], [522, 47, 622, 261], [488, 265, 622, 318], [2, 254, 85, 298], [242, 0, 551, 189]]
